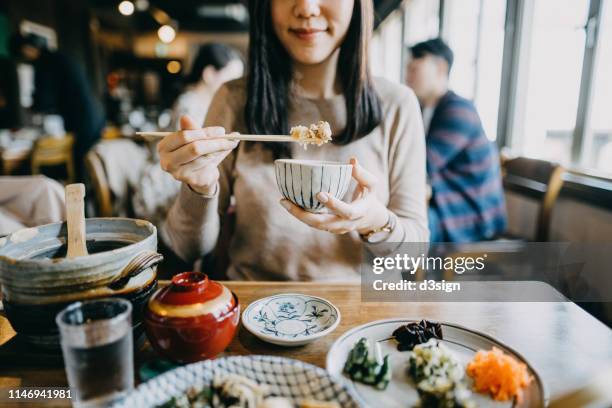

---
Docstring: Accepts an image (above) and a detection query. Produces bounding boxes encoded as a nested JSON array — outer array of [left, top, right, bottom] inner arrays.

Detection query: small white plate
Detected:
[[241, 293, 340, 346]]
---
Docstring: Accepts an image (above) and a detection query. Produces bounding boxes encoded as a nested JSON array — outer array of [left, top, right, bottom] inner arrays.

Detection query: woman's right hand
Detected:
[[157, 115, 239, 195]]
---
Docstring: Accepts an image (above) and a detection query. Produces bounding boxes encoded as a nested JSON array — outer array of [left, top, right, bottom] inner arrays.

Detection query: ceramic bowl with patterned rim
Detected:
[[274, 159, 353, 213], [241, 293, 341, 346], [112, 355, 358, 408]]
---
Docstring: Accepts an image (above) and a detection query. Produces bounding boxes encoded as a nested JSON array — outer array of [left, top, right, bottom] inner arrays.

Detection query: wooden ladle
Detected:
[[65, 183, 88, 258]]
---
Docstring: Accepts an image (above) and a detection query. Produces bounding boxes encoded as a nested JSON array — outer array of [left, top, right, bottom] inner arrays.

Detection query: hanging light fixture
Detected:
[[135, 0, 149, 11], [166, 60, 181, 74], [118, 1, 135, 16], [157, 24, 176, 43]]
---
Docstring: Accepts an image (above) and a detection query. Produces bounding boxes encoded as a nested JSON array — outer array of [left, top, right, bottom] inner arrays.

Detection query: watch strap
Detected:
[[361, 212, 396, 243]]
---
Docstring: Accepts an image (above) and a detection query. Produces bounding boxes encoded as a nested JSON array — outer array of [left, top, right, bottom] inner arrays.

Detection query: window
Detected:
[[516, 0, 589, 166], [372, 1, 439, 84], [582, 1, 612, 175], [392, 0, 440, 88], [396, 0, 610, 178], [473, 0, 507, 142], [442, 0, 481, 100], [371, 11, 404, 83], [403, 0, 440, 45], [443, 0, 507, 140]]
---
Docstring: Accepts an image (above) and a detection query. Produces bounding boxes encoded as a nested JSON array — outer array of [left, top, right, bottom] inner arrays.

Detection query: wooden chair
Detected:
[[499, 151, 510, 177], [84, 150, 114, 217], [441, 156, 565, 280], [502, 157, 565, 241], [31, 135, 75, 184], [102, 126, 122, 140]]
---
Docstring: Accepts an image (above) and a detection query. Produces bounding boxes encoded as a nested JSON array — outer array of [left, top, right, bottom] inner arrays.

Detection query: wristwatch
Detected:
[[360, 212, 397, 244]]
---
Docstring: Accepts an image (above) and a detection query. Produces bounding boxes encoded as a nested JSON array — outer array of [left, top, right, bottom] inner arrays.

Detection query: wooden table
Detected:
[[1, 281, 612, 407]]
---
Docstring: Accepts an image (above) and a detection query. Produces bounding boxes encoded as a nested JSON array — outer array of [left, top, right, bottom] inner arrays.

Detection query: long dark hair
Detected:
[[246, 0, 382, 158]]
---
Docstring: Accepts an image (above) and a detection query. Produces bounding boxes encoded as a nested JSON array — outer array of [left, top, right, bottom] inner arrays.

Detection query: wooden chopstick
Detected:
[[136, 131, 296, 143]]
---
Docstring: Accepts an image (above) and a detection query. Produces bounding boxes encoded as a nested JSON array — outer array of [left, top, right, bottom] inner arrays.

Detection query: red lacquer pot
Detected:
[[144, 272, 240, 363]]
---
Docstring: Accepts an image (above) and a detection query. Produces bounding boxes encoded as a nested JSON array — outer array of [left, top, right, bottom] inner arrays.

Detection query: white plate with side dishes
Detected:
[[326, 319, 547, 408], [241, 293, 340, 347]]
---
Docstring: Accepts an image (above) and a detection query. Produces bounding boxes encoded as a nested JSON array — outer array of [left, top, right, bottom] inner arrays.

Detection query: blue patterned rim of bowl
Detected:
[[241, 293, 340, 345], [274, 159, 353, 213]]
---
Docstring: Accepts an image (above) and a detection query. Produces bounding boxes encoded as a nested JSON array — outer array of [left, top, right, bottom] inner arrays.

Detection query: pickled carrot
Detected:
[[466, 347, 532, 403]]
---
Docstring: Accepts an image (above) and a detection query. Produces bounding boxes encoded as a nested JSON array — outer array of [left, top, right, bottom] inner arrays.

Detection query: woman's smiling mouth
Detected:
[[289, 27, 327, 41]]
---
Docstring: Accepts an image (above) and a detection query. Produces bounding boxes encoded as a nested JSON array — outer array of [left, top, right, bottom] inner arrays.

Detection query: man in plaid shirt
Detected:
[[407, 39, 506, 242]]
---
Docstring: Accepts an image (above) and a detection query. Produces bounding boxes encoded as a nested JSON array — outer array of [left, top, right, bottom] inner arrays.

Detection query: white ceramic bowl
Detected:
[[241, 293, 341, 347], [274, 159, 353, 213]]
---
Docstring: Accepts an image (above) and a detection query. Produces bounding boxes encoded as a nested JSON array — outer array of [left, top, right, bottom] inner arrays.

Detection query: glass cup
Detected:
[[56, 298, 134, 408]]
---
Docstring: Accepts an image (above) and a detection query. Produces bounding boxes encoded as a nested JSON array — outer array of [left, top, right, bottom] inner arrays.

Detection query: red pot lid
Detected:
[[148, 272, 235, 318]]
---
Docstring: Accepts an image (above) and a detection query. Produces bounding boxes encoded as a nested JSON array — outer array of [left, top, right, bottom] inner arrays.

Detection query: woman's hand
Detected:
[[157, 115, 239, 195], [280, 158, 389, 235]]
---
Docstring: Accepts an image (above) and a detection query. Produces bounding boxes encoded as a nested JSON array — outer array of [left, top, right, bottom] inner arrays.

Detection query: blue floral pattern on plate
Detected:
[[242, 294, 340, 345]]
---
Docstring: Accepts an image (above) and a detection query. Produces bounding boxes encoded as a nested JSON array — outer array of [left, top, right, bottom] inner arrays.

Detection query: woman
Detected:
[[159, 0, 428, 281], [132, 43, 243, 226]]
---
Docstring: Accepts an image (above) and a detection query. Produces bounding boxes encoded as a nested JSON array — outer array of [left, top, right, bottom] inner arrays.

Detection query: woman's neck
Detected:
[[292, 50, 342, 99]]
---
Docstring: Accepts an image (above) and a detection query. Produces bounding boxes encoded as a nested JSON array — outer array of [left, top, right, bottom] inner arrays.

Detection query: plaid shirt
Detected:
[[426, 91, 506, 242]]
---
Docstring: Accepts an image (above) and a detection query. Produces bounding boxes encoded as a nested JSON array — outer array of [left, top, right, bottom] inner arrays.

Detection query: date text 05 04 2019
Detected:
[[373, 279, 461, 293]]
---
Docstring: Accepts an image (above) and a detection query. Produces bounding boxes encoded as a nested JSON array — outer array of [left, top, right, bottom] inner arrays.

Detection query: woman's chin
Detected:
[[289, 49, 336, 67]]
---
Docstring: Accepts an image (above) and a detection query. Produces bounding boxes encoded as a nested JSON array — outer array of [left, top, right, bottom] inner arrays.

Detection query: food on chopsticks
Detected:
[[466, 347, 532, 403], [156, 374, 339, 408], [343, 337, 391, 390], [407, 339, 475, 408], [392, 320, 444, 351], [290, 121, 332, 148]]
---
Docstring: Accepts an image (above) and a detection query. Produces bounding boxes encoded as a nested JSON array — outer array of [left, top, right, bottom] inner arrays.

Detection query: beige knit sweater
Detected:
[[161, 77, 428, 281]]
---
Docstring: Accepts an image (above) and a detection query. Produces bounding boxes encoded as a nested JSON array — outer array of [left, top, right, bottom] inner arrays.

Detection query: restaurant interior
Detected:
[[0, 0, 612, 407]]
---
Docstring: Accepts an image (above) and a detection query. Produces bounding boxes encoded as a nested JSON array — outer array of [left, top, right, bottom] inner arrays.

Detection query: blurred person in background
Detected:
[[170, 43, 244, 130], [406, 38, 506, 242], [0, 176, 65, 236], [132, 43, 244, 227], [10, 32, 104, 182]]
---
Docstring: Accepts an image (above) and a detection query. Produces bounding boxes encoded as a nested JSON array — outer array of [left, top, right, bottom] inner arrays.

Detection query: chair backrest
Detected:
[[503, 157, 565, 241], [84, 150, 113, 217], [32, 135, 74, 160], [31, 135, 75, 183]]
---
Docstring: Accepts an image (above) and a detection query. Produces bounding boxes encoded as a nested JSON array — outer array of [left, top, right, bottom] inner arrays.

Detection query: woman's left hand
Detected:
[[280, 158, 389, 235]]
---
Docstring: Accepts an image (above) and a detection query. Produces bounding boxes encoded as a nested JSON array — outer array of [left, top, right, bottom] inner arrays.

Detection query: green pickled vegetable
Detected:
[[374, 355, 391, 390], [343, 338, 391, 390]]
